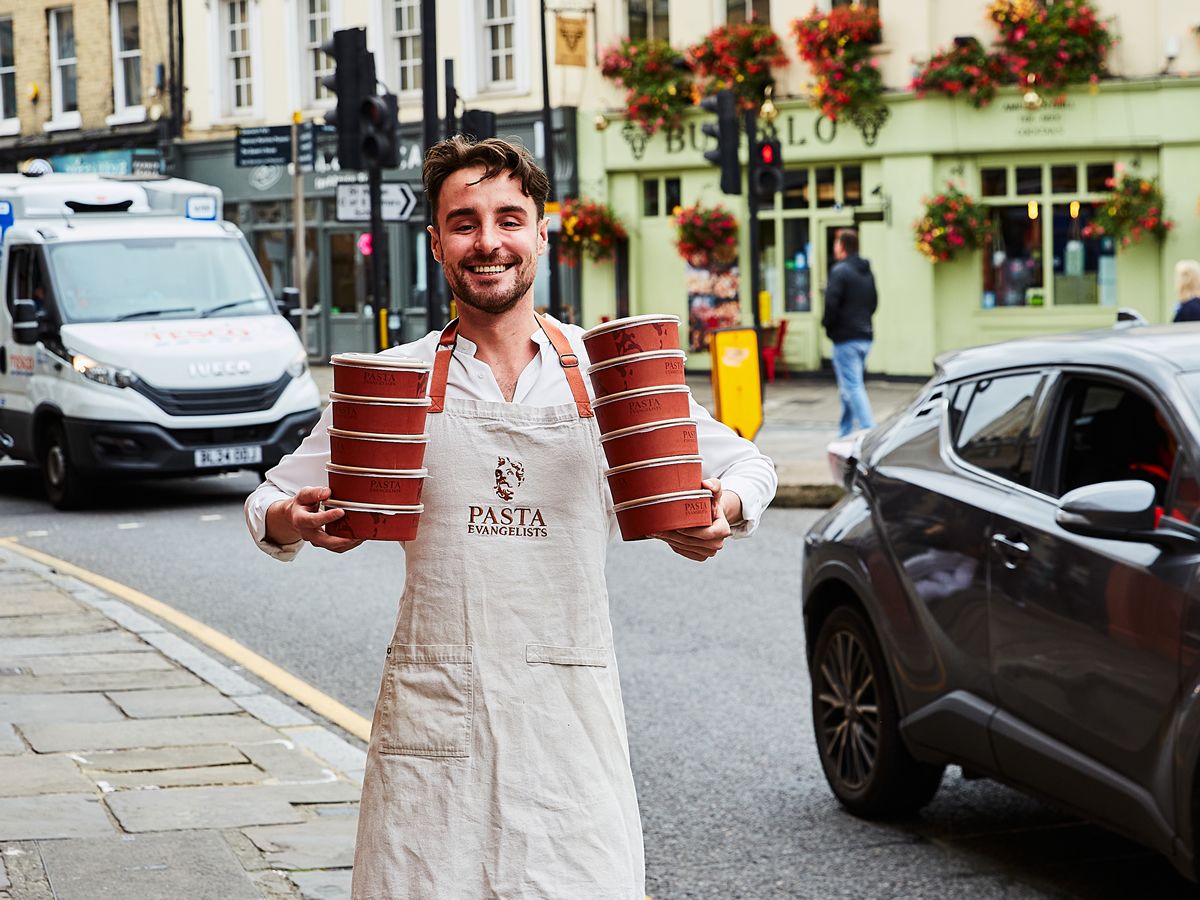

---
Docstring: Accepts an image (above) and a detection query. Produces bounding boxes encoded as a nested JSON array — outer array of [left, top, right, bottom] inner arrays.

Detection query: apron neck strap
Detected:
[[427, 314, 593, 419]]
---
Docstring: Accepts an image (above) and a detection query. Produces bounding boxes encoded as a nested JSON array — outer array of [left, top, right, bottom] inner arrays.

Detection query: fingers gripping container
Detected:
[[323, 500, 423, 542]]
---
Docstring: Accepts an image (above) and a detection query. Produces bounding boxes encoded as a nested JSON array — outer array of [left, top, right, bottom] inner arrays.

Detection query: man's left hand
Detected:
[[653, 478, 743, 562]]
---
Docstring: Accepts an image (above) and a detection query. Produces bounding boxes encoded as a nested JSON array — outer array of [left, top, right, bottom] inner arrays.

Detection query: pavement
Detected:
[[0, 367, 921, 899]]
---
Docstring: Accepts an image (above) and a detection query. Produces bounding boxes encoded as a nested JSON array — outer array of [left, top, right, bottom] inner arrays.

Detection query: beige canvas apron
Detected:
[[350, 315, 645, 900]]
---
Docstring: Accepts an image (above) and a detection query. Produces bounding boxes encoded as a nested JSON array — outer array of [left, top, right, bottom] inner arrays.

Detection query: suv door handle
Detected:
[[991, 533, 1030, 569]]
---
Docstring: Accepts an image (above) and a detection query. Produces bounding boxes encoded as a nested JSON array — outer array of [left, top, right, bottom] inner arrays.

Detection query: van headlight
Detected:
[[71, 353, 139, 388], [286, 352, 308, 379]]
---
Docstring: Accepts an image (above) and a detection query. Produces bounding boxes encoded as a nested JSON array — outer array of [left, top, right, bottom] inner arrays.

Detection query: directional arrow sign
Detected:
[[335, 182, 418, 223]]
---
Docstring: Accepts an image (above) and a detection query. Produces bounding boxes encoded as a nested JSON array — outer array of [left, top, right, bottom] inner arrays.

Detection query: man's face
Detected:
[[428, 165, 547, 316], [833, 238, 847, 261]]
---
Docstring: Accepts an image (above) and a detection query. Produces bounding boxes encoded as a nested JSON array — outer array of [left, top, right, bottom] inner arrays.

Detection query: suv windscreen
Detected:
[[949, 372, 1044, 486], [45, 237, 273, 324]]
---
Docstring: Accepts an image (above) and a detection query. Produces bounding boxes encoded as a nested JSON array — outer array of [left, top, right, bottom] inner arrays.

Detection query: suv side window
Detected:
[[1052, 378, 1178, 508], [949, 372, 1044, 486]]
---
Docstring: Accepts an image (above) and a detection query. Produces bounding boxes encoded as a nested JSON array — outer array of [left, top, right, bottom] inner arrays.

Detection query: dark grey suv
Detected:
[[802, 323, 1200, 880]]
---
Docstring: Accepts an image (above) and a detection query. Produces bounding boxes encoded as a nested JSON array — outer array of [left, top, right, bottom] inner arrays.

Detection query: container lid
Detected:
[[323, 499, 424, 514], [605, 455, 703, 477], [582, 314, 680, 339], [592, 384, 692, 408], [585, 349, 686, 376], [613, 489, 713, 513], [600, 417, 696, 444], [330, 352, 432, 371], [326, 463, 428, 477], [329, 392, 433, 406], [327, 427, 430, 442]]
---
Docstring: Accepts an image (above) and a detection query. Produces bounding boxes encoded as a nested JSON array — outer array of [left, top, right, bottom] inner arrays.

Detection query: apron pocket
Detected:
[[526, 644, 609, 667], [378, 644, 473, 757]]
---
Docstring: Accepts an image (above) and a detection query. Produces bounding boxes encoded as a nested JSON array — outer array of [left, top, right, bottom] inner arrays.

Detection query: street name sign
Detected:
[[335, 182, 419, 223]]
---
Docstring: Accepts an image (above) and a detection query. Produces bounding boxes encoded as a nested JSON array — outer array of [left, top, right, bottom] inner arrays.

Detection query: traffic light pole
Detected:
[[421, 0, 442, 330], [743, 110, 764, 348], [369, 162, 388, 351]]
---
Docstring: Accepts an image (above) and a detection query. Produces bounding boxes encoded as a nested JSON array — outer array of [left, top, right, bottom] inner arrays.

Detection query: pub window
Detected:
[[1050, 164, 1076, 194], [980, 167, 1007, 197], [303, 0, 333, 106], [628, 0, 668, 42], [664, 177, 681, 214], [726, 0, 770, 24], [815, 166, 836, 208], [1086, 162, 1115, 192], [642, 178, 659, 217]]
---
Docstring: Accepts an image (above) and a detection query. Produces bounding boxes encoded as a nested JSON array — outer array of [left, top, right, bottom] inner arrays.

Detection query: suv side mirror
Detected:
[[12, 298, 38, 345], [1056, 480, 1200, 551]]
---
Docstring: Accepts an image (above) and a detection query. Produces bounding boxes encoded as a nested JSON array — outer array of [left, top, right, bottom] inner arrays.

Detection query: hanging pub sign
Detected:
[[556, 15, 587, 67]]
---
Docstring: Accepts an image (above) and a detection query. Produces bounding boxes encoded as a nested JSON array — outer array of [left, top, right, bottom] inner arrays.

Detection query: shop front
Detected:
[[577, 79, 1200, 376], [178, 108, 581, 360]]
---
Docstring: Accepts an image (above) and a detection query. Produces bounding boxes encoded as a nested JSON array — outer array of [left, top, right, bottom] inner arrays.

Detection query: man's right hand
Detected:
[[265, 485, 362, 553]]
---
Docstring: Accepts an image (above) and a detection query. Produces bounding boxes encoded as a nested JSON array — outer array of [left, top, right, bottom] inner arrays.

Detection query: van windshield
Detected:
[[44, 237, 274, 324]]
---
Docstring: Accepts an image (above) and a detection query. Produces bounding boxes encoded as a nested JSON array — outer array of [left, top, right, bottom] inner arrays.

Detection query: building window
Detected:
[[0, 18, 15, 127], [628, 0, 668, 42], [726, 0, 770, 24], [224, 0, 254, 113], [304, 0, 332, 105], [831, 0, 876, 6], [48, 8, 78, 124], [111, 0, 142, 114], [980, 161, 1116, 309], [482, 0, 516, 88], [392, 0, 421, 93]]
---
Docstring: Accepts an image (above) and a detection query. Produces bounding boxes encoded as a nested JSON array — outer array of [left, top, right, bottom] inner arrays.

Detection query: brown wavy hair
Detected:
[[422, 135, 550, 226]]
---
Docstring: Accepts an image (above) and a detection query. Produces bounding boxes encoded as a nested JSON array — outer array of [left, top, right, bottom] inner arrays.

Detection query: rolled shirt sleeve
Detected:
[[688, 395, 777, 536]]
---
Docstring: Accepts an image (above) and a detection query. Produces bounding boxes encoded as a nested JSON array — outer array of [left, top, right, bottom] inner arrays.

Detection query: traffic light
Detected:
[[360, 93, 399, 168], [459, 109, 497, 142], [700, 90, 740, 196], [320, 28, 372, 171], [753, 138, 784, 199]]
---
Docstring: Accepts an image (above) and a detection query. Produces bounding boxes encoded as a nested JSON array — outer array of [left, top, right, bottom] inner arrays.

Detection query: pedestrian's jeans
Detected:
[[831, 339, 875, 437]]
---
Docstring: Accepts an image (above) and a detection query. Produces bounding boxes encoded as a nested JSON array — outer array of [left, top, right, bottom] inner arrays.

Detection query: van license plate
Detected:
[[195, 446, 263, 468]]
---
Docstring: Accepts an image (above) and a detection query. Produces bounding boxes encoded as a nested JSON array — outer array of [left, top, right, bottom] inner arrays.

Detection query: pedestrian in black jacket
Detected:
[[1172, 260, 1200, 322], [823, 229, 877, 436]]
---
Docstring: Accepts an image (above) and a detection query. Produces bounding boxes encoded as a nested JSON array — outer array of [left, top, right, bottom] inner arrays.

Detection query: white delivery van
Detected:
[[0, 172, 321, 508]]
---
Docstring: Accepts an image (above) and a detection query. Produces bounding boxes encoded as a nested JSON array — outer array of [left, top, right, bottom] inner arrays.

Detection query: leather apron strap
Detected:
[[427, 314, 593, 418]]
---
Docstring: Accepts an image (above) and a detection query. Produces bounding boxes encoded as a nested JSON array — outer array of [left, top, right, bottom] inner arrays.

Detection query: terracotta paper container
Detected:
[[328, 427, 429, 470], [330, 392, 432, 435], [324, 499, 423, 542], [600, 418, 699, 469], [330, 353, 432, 400], [613, 490, 715, 542], [326, 463, 427, 506], [582, 315, 681, 365], [586, 350, 687, 398], [605, 455, 704, 506], [593, 385, 692, 434]]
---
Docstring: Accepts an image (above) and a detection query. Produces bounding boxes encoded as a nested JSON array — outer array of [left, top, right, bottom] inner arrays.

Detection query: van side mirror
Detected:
[[12, 298, 38, 345], [277, 287, 303, 331]]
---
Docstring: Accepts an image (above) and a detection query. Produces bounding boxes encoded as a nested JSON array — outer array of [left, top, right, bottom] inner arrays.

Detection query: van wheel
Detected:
[[811, 605, 944, 818], [40, 420, 89, 510]]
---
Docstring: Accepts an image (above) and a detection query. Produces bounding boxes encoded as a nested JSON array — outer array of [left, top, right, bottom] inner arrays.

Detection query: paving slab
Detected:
[[0, 755, 94, 797], [0, 612, 114, 637], [243, 813, 359, 870], [0, 631, 150, 658], [97, 763, 265, 790], [106, 785, 307, 832], [19, 714, 280, 752], [0, 795, 113, 840], [37, 830, 262, 900], [0, 722, 24, 755], [106, 686, 240, 719], [238, 740, 337, 783], [289, 868, 353, 900], [138, 632, 260, 696], [283, 727, 367, 776], [0, 852, 9, 890], [0, 842, 52, 900], [0, 692, 123, 725], [71, 744, 248, 772], [0, 592, 79, 618], [234, 693, 313, 727], [15, 651, 176, 677], [264, 779, 360, 804], [0, 668, 202, 694]]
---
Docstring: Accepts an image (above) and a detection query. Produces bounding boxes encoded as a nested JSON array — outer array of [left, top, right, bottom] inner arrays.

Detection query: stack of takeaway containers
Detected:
[[583, 315, 716, 541], [323, 353, 433, 541]]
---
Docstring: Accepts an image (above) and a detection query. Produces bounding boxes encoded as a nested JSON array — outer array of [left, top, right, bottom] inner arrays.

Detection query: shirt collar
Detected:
[[449, 319, 552, 358]]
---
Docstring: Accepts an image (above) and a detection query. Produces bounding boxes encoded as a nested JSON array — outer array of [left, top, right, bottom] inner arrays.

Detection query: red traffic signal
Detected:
[[760, 142, 775, 165], [753, 138, 783, 198]]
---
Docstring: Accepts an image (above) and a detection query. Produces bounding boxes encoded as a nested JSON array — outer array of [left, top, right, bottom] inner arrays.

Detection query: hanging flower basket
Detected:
[[791, 5, 889, 142], [600, 38, 695, 136], [674, 203, 738, 269], [987, 0, 1115, 95], [687, 21, 789, 111], [911, 37, 1007, 108], [913, 185, 990, 263], [559, 197, 628, 265], [1081, 173, 1173, 248]]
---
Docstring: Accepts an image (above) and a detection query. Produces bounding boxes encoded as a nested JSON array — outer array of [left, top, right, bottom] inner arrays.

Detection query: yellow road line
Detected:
[[0, 537, 371, 743]]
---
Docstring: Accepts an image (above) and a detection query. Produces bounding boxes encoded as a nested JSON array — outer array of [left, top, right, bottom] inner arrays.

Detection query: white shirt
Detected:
[[245, 321, 778, 559]]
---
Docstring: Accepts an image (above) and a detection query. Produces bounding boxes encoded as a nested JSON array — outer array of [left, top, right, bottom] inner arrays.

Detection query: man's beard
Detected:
[[444, 253, 538, 316]]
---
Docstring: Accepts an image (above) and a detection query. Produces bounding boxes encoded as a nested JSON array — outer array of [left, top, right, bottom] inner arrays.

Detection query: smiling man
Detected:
[[244, 136, 777, 899]]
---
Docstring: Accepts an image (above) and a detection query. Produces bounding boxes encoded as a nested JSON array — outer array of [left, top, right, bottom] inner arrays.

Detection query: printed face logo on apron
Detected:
[[494, 456, 525, 500]]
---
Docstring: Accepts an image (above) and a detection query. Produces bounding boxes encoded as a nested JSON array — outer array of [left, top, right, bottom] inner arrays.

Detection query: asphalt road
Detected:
[[1, 466, 1195, 899]]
